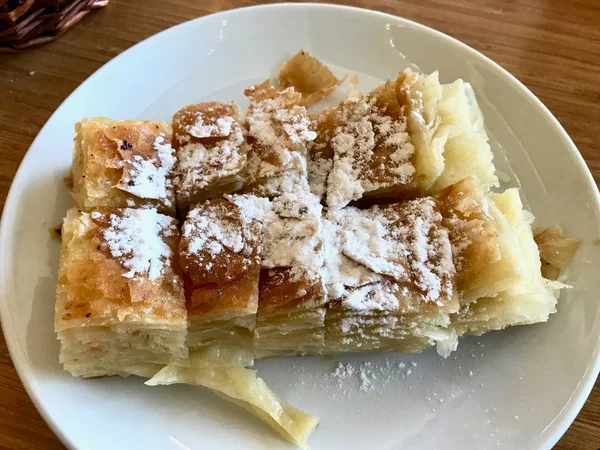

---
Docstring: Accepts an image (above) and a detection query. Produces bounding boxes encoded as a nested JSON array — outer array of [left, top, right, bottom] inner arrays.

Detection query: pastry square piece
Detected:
[[72, 117, 176, 214], [242, 81, 315, 198], [172, 102, 247, 213], [179, 198, 261, 354], [55, 207, 187, 378], [322, 197, 458, 354], [230, 188, 327, 357], [308, 77, 417, 208]]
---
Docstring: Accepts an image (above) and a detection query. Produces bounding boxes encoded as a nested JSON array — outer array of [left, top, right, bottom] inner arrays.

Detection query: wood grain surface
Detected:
[[0, 1, 598, 449]]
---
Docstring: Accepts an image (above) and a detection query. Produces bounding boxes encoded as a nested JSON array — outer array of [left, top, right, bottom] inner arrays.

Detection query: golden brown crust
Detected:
[[258, 268, 326, 313], [172, 102, 240, 150], [55, 208, 186, 331], [278, 50, 345, 107], [325, 282, 454, 317], [356, 79, 418, 197], [394, 71, 411, 117], [244, 79, 302, 106], [309, 108, 336, 158], [180, 198, 261, 321], [187, 267, 260, 318], [72, 117, 175, 214], [382, 201, 455, 300], [309, 75, 418, 208], [179, 198, 260, 286]]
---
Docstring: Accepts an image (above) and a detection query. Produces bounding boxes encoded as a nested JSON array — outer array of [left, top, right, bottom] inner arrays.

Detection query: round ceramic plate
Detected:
[[1, 4, 599, 450]]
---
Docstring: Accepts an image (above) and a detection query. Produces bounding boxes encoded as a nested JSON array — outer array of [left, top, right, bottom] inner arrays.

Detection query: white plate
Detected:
[[1, 4, 599, 450]]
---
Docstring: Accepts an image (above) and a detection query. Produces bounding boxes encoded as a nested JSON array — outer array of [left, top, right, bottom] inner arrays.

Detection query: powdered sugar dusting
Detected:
[[247, 95, 316, 150], [187, 113, 235, 138], [227, 194, 271, 223], [229, 187, 323, 281], [320, 217, 382, 300], [102, 208, 177, 280], [334, 206, 406, 280], [322, 197, 455, 310], [328, 359, 418, 393], [244, 151, 309, 198], [117, 134, 176, 205], [308, 155, 332, 200], [327, 106, 374, 208], [244, 86, 315, 189], [265, 189, 323, 280], [326, 90, 415, 209], [175, 108, 246, 199], [342, 283, 401, 311], [331, 361, 355, 380], [182, 203, 245, 257], [179, 199, 260, 283]]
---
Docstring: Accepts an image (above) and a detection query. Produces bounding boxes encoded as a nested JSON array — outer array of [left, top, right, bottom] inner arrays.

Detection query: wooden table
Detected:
[[0, 1, 598, 448]]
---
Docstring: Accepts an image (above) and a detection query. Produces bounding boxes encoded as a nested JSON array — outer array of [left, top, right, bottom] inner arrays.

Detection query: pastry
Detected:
[[71, 118, 176, 214], [179, 198, 260, 356], [55, 207, 187, 377], [172, 102, 247, 213], [241, 81, 315, 198], [230, 187, 327, 357], [311, 76, 418, 209]]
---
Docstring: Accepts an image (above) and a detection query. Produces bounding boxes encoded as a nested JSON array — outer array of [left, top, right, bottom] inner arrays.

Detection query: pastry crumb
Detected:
[[49, 224, 62, 240], [63, 174, 74, 188], [534, 225, 580, 280]]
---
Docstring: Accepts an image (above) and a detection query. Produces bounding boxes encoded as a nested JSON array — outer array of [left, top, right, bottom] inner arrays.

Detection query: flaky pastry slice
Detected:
[[241, 81, 315, 198], [179, 198, 261, 356], [324, 282, 446, 355], [449, 189, 566, 336], [185, 344, 255, 369], [397, 69, 498, 192], [72, 117, 176, 214], [256, 268, 327, 357], [172, 102, 247, 213], [55, 207, 187, 378], [321, 177, 536, 356], [321, 197, 458, 354], [436, 177, 521, 305], [146, 365, 319, 449], [107, 344, 257, 380], [229, 188, 327, 357]]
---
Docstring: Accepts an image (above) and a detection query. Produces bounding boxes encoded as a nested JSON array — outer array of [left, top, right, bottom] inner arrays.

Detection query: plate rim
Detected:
[[1, 3, 599, 449]]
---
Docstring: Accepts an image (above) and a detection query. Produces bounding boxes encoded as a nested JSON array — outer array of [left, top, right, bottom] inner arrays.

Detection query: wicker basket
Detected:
[[0, 0, 108, 51]]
